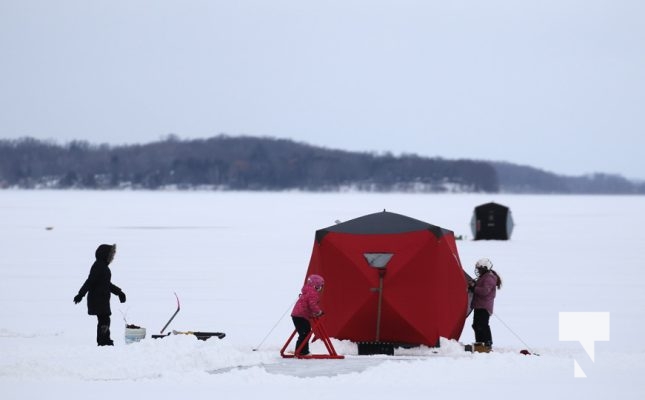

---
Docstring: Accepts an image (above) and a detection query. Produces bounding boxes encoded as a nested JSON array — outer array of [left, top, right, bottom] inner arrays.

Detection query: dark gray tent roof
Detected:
[[474, 202, 509, 212], [315, 211, 452, 243]]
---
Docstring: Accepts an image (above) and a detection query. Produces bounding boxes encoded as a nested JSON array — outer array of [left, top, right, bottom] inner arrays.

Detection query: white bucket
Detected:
[[125, 327, 146, 344]]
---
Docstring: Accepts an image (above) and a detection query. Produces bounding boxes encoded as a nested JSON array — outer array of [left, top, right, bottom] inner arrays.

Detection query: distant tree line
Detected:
[[1, 136, 643, 194], [0, 136, 498, 192], [492, 162, 645, 194]]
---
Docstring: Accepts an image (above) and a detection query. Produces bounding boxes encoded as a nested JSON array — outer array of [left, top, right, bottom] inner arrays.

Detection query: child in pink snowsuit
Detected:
[[290, 274, 325, 355]]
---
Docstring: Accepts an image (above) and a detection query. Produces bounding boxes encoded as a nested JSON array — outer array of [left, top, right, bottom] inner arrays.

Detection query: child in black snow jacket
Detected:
[[74, 244, 126, 346]]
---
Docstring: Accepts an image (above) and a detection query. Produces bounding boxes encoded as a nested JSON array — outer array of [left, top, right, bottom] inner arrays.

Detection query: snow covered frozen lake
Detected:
[[1, 190, 644, 399]]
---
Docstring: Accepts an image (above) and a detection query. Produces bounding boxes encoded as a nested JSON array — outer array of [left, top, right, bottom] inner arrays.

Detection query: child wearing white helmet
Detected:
[[469, 258, 502, 350]]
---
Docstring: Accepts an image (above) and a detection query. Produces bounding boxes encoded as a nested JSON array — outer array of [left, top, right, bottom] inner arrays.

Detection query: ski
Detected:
[[150, 293, 226, 341], [172, 330, 226, 340]]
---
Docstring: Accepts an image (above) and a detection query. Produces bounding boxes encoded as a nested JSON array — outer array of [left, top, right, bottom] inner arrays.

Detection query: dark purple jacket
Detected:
[[471, 272, 497, 315]]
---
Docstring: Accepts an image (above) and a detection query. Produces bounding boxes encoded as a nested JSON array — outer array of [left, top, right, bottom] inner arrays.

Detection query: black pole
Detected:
[[160, 292, 181, 334]]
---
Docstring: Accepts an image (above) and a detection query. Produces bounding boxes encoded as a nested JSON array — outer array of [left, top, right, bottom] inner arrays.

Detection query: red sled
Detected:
[[280, 317, 344, 359]]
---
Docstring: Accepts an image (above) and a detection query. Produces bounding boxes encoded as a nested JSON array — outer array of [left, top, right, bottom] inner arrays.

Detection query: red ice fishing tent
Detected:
[[304, 211, 469, 351]]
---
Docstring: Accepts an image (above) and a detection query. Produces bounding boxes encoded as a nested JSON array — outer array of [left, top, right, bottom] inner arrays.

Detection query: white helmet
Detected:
[[475, 258, 493, 272]]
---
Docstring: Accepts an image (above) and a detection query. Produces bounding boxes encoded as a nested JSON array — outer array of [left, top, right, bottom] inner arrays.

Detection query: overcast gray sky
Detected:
[[1, 1, 644, 179]]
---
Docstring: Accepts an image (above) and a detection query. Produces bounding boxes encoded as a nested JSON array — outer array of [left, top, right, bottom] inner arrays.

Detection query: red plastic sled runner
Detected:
[[280, 317, 344, 359]]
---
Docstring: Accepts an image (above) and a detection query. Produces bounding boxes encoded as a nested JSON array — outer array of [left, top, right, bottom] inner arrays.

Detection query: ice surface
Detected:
[[1, 191, 644, 399]]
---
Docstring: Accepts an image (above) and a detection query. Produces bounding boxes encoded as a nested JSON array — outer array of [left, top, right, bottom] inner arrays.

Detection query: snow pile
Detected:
[[1, 332, 275, 382]]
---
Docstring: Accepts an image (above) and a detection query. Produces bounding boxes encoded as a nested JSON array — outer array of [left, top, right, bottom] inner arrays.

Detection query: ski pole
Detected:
[[160, 292, 181, 334], [252, 299, 297, 351], [492, 313, 539, 355]]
